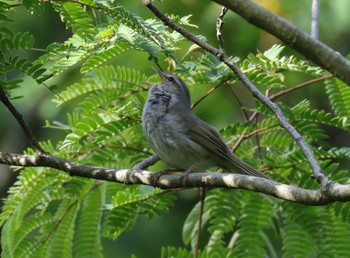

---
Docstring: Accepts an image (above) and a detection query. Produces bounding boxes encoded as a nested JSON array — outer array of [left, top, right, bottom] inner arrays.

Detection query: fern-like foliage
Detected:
[[2, 1, 350, 258], [103, 186, 175, 239], [282, 203, 350, 258], [53, 2, 96, 41], [325, 78, 350, 117], [0, 17, 48, 98], [182, 190, 275, 257]]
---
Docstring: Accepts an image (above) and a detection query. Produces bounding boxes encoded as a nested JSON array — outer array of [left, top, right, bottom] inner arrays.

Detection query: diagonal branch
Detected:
[[248, 74, 334, 123], [141, 1, 331, 188], [191, 78, 229, 109], [132, 154, 160, 169], [231, 125, 277, 152], [269, 74, 334, 100], [0, 151, 347, 205]]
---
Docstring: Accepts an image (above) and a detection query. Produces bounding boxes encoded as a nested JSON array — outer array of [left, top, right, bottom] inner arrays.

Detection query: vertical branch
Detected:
[[254, 115, 263, 161], [195, 187, 206, 258], [0, 86, 44, 153], [311, 0, 320, 39], [216, 6, 228, 52]]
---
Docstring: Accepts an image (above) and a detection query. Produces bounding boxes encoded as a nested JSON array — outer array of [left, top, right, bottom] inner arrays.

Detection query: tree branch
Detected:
[[311, 0, 320, 39], [132, 154, 160, 169], [231, 125, 277, 152], [141, 1, 331, 188], [191, 78, 229, 109], [268, 74, 334, 100], [247, 74, 334, 124], [212, 0, 350, 85], [216, 6, 228, 52], [0, 151, 348, 205]]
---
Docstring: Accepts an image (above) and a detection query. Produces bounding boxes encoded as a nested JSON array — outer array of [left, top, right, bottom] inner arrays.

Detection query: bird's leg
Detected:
[[181, 160, 210, 186], [151, 169, 178, 184]]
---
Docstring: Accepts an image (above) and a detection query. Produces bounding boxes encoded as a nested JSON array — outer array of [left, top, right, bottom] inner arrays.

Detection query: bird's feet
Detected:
[[151, 169, 176, 185], [180, 161, 210, 186], [181, 167, 195, 187]]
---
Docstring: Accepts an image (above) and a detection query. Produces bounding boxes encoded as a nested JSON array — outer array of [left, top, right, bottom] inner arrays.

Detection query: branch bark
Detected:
[[311, 0, 320, 39], [0, 151, 348, 205], [212, 0, 350, 85]]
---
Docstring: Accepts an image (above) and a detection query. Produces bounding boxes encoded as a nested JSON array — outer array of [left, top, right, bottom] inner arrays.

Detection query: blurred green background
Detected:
[[1, 0, 350, 257]]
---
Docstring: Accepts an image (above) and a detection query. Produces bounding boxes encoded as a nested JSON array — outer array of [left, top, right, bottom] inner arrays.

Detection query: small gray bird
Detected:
[[142, 67, 268, 179]]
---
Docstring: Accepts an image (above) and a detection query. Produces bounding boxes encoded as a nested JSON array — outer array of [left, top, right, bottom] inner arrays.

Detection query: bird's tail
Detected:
[[228, 155, 269, 179]]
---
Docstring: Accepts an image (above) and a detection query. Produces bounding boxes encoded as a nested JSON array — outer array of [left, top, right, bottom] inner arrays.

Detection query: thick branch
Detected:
[[0, 151, 347, 205], [212, 0, 350, 85], [142, 1, 330, 188]]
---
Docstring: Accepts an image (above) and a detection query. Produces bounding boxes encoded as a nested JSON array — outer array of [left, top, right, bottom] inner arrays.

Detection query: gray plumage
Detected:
[[142, 68, 268, 179]]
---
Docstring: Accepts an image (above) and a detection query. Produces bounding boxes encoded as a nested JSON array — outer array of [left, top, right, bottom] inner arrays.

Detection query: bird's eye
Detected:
[[167, 76, 175, 82]]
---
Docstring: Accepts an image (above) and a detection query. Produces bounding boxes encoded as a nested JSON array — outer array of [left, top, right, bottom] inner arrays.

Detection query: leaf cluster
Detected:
[[0, 2, 48, 98]]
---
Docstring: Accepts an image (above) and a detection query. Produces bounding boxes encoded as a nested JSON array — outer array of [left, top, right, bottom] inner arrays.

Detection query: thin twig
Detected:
[[191, 79, 229, 109], [231, 125, 277, 152], [195, 187, 206, 258], [254, 116, 263, 161], [231, 130, 247, 153], [248, 74, 334, 123], [311, 0, 320, 39], [269, 74, 334, 100], [190, 66, 257, 110], [216, 6, 228, 52], [142, 1, 331, 187], [229, 85, 249, 121], [0, 86, 44, 153]]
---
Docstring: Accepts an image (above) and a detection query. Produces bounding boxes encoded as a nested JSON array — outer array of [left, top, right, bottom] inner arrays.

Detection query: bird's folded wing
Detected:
[[188, 119, 268, 179], [188, 120, 234, 162]]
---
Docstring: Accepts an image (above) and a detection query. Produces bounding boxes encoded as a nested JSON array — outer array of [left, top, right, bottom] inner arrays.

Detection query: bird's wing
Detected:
[[188, 118, 268, 179], [188, 118, 232, 161]]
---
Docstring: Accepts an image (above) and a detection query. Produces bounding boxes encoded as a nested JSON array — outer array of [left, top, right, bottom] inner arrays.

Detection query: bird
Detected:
[[142, 67, 268, 181]]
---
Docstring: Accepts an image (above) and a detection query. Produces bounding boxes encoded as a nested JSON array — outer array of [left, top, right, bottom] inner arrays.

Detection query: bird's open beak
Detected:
[[152, 67, 166, 80]]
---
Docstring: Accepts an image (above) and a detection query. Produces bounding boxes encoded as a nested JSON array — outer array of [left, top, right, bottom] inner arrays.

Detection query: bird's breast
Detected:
[[142, 111, 210, 169]]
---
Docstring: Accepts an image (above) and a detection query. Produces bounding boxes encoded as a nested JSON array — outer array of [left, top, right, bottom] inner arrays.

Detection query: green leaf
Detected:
[[73, 186, 104, 258], [161, 247, 192, 258], [81, 41, 132, 73], [54, 2, 96, 41], [183, 202, 209, 247], [325, 78, 350, 117]]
